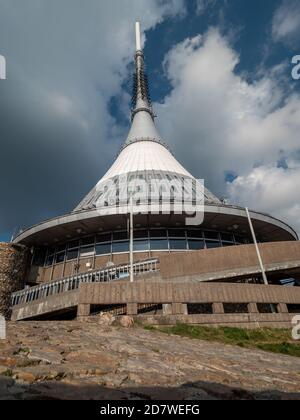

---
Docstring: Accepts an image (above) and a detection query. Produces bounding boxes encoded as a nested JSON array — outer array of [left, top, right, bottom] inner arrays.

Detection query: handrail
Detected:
[[11, 259, 159, 307]]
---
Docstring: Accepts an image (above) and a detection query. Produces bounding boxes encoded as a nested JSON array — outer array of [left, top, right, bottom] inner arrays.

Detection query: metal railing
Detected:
[[11, 259, 159, 307]]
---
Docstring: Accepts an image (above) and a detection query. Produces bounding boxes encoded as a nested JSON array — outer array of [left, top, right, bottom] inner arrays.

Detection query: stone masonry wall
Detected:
[[0, 242, 29, 319]]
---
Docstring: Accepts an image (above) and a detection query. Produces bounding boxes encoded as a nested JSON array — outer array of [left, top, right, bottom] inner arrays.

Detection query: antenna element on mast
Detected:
[[135, 21, 142, 51]]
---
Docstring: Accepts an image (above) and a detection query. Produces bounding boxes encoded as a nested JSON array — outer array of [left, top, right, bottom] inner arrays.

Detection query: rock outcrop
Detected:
[[0, 243, 29, 319], [0, 321, 300, 400]]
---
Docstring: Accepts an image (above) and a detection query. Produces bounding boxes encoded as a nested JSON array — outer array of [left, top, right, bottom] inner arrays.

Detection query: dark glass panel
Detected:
[[168, 229, 186, 238], [96, 233, 111, 244], [45, 254, 54, 267], [112, 231, 128, 241], [32, 249, 47, 266], [133, 239, 149, 251], [205, 240, 221, 249], [95, 243, 111, 255], [55, 252, 65, 264], [56, 244, 66, 253], [221, 233, 234, 242], [169, 239, 187, 250], [81, 236, 94, 246], [150, 239, 169, 250], [112, 241, 129, 253], [187, 229, 203, 239], [204, 231, 220, 240], [150, 229, 167, 238], [68, 240, 80, 249], [134, 230, 148, 239], [188, 240, 205, 250], [66, 249, 79, 261], [80, 245, 95, 256]]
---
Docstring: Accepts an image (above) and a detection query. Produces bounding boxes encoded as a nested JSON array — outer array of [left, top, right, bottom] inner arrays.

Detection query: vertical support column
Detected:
[[172, 303, 187, 315], [77, 304, 91, 322], [212, 303, 224, 314], [248, 303, 259, 314], [127, 303, 138, 316], [277, 303, 288, 314], [163, 304, 173, 315]]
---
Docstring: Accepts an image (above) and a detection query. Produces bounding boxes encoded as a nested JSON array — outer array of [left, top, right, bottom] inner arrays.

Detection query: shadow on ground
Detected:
[[1, 375, 299, 400]]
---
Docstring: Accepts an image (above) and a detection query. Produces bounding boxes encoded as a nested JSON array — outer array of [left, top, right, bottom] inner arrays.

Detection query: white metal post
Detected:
[[246, 207, 268, 285], [129, 196, 134, 283]]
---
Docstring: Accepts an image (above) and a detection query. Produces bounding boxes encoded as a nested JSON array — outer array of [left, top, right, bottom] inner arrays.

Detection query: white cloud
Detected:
[[155, 28, 300, 234], [272, 0, 300, 45], [228, 165, 300, 235]]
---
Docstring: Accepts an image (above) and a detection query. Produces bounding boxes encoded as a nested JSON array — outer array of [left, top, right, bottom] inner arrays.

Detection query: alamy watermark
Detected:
[[0, 54, 6, 80], [292, 315, 300, 340], [93, 175, 205, 226], [292, 55, 300, 80], [0, 315, 6, 340]]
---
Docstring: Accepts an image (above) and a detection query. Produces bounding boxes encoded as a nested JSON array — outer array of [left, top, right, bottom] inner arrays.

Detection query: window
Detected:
[[150, 229, 167, 238], [96, 243, 111, 255], [234, 235, 247, 244], [134, 239, 149, 251], [80, 245, 95, 257], [32, 249, 46, 266], [169, 239, 187, 250], [221, 233, 234, 242], [188, 240, 205, 250], [150, 239, 169, 250], [45, 254, 54, 267], [187, 230, 203, 239], [68, 240, 80, 249], [81, 236, 94, 246], [134, 230, 148, 239], [113, 231, 128, 241], [66, 249, 79, 261], [55, 252, 65, 264], [204, 231, 220, 240], [168, 229, 186, 238], [56, 244, 66, 253], [205, 240, 221, 249], [112, 241, 129, 253], [96, 233, 111, 244]]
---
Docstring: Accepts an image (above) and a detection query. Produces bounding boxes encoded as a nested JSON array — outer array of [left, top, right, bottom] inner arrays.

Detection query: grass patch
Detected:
[[144, 323, 300, 358]]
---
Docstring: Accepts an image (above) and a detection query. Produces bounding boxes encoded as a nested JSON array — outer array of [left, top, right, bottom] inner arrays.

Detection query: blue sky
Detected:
[[0, 0, 300, 240]]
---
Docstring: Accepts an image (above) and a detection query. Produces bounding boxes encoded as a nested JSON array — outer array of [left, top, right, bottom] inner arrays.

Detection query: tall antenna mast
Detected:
[[132, 22, 154, 120]]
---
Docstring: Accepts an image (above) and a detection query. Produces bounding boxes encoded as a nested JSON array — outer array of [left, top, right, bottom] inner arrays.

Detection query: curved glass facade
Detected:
[[36, 228, 250, 268]]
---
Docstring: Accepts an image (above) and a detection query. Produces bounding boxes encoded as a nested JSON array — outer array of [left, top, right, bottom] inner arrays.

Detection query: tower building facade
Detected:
[[12, 23, 297, 290]]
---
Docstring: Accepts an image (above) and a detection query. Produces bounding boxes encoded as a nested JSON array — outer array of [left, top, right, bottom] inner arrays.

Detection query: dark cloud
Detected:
[[0, 0, 185, 235]]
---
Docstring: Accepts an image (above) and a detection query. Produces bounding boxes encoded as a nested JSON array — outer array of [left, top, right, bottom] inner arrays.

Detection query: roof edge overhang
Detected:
[[13, 204, 298, 246]]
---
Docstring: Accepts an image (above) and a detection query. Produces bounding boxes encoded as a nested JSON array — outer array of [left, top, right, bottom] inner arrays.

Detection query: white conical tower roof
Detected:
[[74, 23, 220, 213]]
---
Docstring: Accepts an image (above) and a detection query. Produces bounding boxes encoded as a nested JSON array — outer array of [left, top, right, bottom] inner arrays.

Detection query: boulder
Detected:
[[119, 316, 134, 328]]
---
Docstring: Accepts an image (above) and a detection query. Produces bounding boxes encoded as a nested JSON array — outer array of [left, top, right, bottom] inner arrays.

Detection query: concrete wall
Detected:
[[0, 243, 29, 319], [134, 313, 296, 329], [77, 281, 300, 327], [158, 241, 300, 281], [79, 281, 300, 306]]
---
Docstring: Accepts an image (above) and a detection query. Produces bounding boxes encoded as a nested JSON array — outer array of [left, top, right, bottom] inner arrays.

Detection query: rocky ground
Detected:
[[0, 319, 300, 400]]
